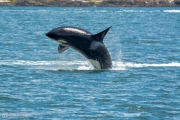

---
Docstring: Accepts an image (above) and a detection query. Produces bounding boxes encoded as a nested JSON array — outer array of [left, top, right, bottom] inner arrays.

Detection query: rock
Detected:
[[174, 0, 180, 5]]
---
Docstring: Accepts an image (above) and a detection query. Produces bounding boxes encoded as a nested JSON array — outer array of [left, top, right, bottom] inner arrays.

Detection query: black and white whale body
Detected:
[[46, 26, 112, 70]]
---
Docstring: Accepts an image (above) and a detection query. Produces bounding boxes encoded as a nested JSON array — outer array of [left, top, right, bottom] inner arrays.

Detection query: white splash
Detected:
[[113, 61, 180, 70], [164, 10, 180, 13], [1, 60, 180, 71]]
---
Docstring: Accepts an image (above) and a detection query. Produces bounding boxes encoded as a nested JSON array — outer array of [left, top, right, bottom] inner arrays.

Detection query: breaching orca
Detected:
[[46, 26, 112, 70]]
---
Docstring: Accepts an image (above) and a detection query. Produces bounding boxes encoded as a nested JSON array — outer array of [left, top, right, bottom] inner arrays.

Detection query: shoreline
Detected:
[[0, 0, 180, 7]]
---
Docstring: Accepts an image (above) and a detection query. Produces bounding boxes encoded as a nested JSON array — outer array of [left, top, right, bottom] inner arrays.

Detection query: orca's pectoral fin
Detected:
[[58, 44, 69, 53], [92, 26, 111, 42]]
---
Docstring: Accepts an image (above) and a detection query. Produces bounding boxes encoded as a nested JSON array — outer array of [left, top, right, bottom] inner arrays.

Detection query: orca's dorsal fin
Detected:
[[92, 26, 111, 42]]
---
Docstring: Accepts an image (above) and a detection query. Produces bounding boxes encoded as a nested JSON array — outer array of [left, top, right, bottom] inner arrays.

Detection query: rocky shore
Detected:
[[0, 0, 180, 7]]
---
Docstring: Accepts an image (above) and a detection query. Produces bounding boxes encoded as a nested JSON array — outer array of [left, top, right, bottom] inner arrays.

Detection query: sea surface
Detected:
[[0, 7, 180, 119]]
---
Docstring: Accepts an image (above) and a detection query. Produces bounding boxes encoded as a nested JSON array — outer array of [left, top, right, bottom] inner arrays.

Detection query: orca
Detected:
[[46, 26, 112, 70]]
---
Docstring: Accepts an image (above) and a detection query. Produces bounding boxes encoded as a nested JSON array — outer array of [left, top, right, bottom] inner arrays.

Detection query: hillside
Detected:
[[0, 0, 180, 7]]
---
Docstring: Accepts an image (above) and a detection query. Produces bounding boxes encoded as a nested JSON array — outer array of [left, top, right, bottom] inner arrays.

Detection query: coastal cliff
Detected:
[[0, 0, 180, 7]]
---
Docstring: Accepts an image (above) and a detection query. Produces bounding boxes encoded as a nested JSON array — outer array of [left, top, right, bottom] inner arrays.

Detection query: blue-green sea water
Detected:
[[0, 7, 180, 119]]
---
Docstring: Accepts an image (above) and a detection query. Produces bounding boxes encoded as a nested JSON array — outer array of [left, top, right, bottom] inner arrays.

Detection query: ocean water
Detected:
[[0, 6, 180, 119]]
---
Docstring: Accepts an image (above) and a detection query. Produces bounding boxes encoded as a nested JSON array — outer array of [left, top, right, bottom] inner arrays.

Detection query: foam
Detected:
[[113, 61, 180, 70], [164, 10, 180, 13], [1, 60, 180, 71]]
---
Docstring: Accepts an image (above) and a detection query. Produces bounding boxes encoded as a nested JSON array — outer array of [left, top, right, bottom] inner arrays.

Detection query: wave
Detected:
[[115, 10, 161, 13], [164, 10, 180, 13], [0, 60, 90, 70], [115, 10, 180, 13], [1, 60, 180, 71], [113, 62, 180, 70], [3, 9, 180, 13]]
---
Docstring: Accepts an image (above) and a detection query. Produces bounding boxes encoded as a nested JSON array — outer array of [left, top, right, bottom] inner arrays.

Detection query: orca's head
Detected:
[[46, 26, 91, 44], [46, 27, 68, 44]]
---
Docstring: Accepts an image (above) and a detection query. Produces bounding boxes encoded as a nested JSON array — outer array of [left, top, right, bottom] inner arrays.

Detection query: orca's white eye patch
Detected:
[[58, 39, 67, 44]]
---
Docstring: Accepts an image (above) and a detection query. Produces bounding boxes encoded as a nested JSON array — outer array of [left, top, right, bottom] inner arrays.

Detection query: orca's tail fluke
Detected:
[[92, 26, 111, 42]]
